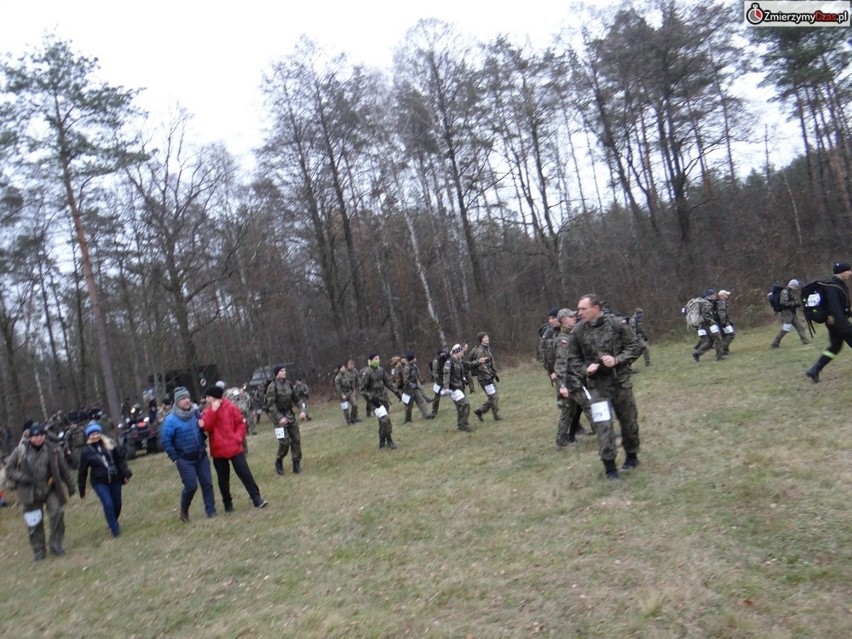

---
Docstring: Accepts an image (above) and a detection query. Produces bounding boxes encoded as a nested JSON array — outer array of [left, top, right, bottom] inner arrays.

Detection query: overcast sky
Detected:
[[1, 0, 799, 171]]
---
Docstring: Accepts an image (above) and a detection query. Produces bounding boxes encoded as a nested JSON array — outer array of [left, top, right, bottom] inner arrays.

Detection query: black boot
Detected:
[[603, 459, 620, 481], [274, 458, 284, 476], [292, 460, 301, 474], [806, 355, 832, 383], [386, 435, 397, 450], [620, 452, 639, 471]]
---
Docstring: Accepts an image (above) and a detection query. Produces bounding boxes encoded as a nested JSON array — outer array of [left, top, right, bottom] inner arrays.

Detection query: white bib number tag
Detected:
[[723, 325, 735, 334], [24, 509, 43, 527], [782, 323, 792, 332], [401, 393, 412, 405], [274, 427, 288, 440], [340, 401, 349, 410], [591, 400, 611, 423], [697, 329, 707, 336], [374, 405, 388, 419], [450, 389, 465, 402], [484, 383, 497, 396], [709, 324, 720, 334], [433, 383, 441, 394]]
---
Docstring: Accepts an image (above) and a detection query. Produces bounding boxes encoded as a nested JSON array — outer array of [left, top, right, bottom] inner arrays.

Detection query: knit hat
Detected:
[[205, 385, 224, 399], [273, 365, 286, 377], [788, 279, 799, 289], [85, 422, 102, 438], [451, 343, 463, 354], [833, 261, 851, 274], [476, 332, 487, 343], [28, 423, 46, 437], [548, 307, 559, 318], [705, 288, 716, 297], [173, 387, 191, 403], [405, 351, 415, 361], [367, 353, 379, 361]]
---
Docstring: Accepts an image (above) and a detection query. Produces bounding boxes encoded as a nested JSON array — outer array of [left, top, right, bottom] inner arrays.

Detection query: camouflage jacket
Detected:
[[468, 344, 497, 384], [698, 298, 717, 327], [553, 325, 577, 390], [334, 372, 354, 396], [402, 362, 425, 392], [442, 357, 467, 392], [226, 387, 253, 423], [628, 314, 648, 341], [361, 366, 397, 402], [715, 299, 732, 327], [779, 287, 800, 321], [265, 378, 299, 424], [538, 324, 559, 374], [6, 440, 75, 507], [293, 382, 310, 409], [564, 315, 641, 391]]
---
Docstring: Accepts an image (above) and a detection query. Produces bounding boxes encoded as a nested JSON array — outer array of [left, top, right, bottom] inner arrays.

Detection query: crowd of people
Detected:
[[2, 259, 849, 562]]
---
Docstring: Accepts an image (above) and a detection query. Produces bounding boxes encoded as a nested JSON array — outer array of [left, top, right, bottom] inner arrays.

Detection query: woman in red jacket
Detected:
[[201, 386, 268, 511]]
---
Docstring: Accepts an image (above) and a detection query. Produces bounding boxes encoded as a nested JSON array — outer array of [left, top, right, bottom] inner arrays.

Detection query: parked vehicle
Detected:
[[118, 404, 161, 460]]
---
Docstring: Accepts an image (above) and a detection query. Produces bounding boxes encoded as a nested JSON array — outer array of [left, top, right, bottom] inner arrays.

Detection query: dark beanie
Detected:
[[548, 308, 559, 318], [205, 385, 224, 399], [367, 352, 378, 360], [476, 332, 487, 343], [406, 351, 415, 361], [273, 365, 285, 377], [833, 261, 851, 274]]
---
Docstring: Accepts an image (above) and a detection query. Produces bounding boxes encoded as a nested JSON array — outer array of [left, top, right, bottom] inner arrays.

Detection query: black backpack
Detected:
[[801, 279, 846, 325], [767, 284, 784, 313]]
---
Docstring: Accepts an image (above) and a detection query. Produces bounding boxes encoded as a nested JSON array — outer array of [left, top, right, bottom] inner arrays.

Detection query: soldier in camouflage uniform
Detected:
[[401, 352, 434, 422], [361, 353, 401, 449], [265, 365, 306, 475], [443, 344, 473, 432], [64, 421, 87, 470], [428, 348, 449, 418], [553, 309, 594, 448], [344, 359, 361, 423], [715, 290, 735, 355], [469, 333, 501, 421], [5, 423, 76, 560], [293, 379, 311, 421], [771, 279, 812, 348], [225, 385, 253, 452], [692, 289, 724, 362], [628, 308, 651, 367], [537, 308, 561, 381], [333, 364, 355, 425], [359, 358, 374, 418], [564, 294, 643, 480]]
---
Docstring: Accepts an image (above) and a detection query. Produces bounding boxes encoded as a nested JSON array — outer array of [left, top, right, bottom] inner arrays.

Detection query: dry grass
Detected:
[[1, 324, 850, 638]]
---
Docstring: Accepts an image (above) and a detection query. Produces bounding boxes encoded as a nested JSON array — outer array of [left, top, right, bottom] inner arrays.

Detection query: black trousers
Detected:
[[212, 453, 262, 508]]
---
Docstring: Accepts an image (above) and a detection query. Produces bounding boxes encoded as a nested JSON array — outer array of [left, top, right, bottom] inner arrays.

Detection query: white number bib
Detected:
[[24, 509, 43, 527], [484, 383, 497, 396], [401, 393, 411, 405], [450, 389, 465, 402], [709, 324, 720, 334], [591, 400, 612, 423], [374, 405, 389, 419], [782, 323, 792, 332], [433, 383, 441, 394], [340, 401, 349, 410], [723, 325, 735, 334], [697, 329, 707, 336], [274, 427, 288, 440]]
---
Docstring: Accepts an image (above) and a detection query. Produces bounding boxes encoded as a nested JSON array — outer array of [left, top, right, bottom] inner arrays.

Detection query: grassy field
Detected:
[[1, 323, 850, 638]]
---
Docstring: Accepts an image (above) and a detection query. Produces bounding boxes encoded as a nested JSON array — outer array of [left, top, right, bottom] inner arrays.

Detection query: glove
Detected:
[[494, 374, 500, 383], [395, 391, 402, 402]]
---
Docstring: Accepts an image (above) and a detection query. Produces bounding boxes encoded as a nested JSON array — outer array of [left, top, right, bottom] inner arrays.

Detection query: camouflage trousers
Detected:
[[275, 422, 302, 464], [694, 328, 724, 360], [404, 389, 431, 421], [340, 391, 359, 424], [586, 384, 640, 462], [556, 392, 593, 446], [637, 337, 651, 366], [452, 395, 470, 429], [476, 383, 499, 418], [24, 491, 66, 557]]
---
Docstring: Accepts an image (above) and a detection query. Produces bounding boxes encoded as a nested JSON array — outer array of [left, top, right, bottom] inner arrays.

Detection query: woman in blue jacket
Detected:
[[160, 387, 217, 522]]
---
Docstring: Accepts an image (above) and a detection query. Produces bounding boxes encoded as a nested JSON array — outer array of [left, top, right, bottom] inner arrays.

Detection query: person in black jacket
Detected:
[[77, 422, 132, 537], [805, 261, 852, 383]]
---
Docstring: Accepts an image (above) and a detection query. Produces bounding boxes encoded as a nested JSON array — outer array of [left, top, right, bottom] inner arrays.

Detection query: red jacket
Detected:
[[201, 398, 246, 459]]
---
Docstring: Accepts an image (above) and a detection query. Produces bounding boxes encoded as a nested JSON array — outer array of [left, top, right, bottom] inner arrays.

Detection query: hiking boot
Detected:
[[770, 343, 780, 349], [425, 414, 434, 420], [274, 459, 284, 476], [493, 414, 502, 421], [604, 459, 620, 481], [292, 461, 301, 474], [386, 438, 397, 450], [620, 453, 639, 471], [458, 424, 473, 432], [692, 353, 700, 362], [50, 547, 65, 557], [805, 369, 820, 384], [474, 409, 483, 422], [224, 503, 234, 513], [255, 499, 269, 509], [33, 551, 46, 561], [180, 510, 189, 523]]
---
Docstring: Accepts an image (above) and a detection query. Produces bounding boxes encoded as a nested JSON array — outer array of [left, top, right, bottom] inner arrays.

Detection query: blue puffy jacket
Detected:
[[160, 410, 207, 461]]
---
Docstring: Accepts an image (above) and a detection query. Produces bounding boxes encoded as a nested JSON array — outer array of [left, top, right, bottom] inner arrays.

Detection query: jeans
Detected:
[[92, 480, 123, 536], [175, 454, 216, 516]]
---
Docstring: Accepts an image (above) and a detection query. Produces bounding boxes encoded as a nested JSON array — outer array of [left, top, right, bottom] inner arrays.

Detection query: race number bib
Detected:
[[433, 383, 441, 394], [401, 393, 412, 405], [723, 325, 735, 334], [484, 383, 497, 396], [450, 389, 465, 402], [340, 401, 350, 410], [374, 405, 389, 419], [274, 427, 288, 440], [709, 324, 720, 334], [782, 323, 792, 332], [697, 329, 707, 336], [24, 509, 43, 527], [591, 400, 612, 423]]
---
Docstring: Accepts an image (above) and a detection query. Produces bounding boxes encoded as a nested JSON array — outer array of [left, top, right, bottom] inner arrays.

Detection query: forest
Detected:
[[0, 0, 849, 431]]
